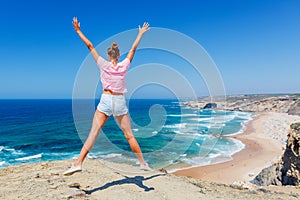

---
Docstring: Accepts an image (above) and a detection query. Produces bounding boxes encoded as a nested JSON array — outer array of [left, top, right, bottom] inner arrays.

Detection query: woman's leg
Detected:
[[74, 110, 108, 167], [114, 113, 147, 166]]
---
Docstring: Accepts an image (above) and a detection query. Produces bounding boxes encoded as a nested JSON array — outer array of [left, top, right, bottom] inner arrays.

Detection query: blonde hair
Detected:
[[107, 42, 120, 60]]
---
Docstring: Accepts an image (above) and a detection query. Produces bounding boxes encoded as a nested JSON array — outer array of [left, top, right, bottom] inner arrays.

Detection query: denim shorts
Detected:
[[97, 94, 128, 116]]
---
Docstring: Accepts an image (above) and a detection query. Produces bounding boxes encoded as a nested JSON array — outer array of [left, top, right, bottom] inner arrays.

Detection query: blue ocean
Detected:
[[0, 99, 252, 171]]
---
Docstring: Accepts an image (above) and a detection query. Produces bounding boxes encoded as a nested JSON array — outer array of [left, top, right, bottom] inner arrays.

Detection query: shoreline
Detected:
[[173, 112, 300, 184]]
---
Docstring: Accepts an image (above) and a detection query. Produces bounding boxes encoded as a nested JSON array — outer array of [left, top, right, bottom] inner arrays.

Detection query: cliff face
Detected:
[[252, 123, 300, 186], [288, 100, 300, 116], [184, 94, 300, 116], [281, 123, 300, 185]]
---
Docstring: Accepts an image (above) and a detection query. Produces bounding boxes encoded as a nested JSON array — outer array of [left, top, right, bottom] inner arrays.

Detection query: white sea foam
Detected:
[[172, 130, 181, 134], [5, 148, 15, 151], [189, 117, 212, 122], [202, 122, 226, 129], [15, 153, 42, 161], [167, 136, 246, 173], [212, 115, 235, 123], [226, 126, 246, 136], [198, 111, 253, 133], [167, 113, 198, 117], [179, 156, 212, 167], [199, 124, 211, 128], [167, 153, 232, 173], [226, 138, 246, 155], [152, 131, 158, 134], [166, 105, 179, 109], [234, 111, 254, 120], [97, 153, 139, 164], [47, 152, 76, 156], [132, 128, 139, 132], [0, 146, 4, 152], [208, 153, 222, 158], [99, 153, 122, 159], [0, 161, 5, 166], [164, 123, 187, 129], [225, 112, 254, 136], [167, 156, 231, 173], [168, 152, 235, 173], [172, 130, 203, 137], [4, 148, 24, 155]]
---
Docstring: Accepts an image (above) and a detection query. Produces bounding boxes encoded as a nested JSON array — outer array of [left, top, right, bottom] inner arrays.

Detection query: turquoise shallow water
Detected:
[[0, 99, 253, 170]]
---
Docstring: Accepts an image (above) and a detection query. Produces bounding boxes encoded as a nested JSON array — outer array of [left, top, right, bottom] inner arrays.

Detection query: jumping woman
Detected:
[[63, 17, 151, 176]]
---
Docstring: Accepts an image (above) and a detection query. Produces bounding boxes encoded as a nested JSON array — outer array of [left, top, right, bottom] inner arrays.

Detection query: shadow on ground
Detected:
[[79, 173, 166, 194]]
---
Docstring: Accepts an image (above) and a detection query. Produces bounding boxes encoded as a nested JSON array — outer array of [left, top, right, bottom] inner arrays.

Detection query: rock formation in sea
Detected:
[[203, 103, 217, 109], [252, 122, 300, 186]]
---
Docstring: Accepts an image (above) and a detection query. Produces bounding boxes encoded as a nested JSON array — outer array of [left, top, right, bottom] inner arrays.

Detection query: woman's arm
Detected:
[[72, 17, 99, 62], [127, 22, 150, 62]]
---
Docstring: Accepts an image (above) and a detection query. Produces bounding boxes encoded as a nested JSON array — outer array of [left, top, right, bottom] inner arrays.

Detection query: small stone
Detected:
[[248, 190, 257, 194], [257, 187, 269, 193], [68, 182, 81, 188], [248, 172, 255, 177], [159, 168, 168, 174], [49, 185, 58, 189], [65, 190, 86, 199], [289, 192, 299, 198], [230, 181, 249, 190]]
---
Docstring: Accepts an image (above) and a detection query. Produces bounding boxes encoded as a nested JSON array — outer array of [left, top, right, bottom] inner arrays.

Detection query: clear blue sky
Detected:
[[0, 0, 299, 98]]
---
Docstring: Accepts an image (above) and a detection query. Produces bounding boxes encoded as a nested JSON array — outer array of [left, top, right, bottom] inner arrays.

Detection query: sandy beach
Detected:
[[173, 112, 300, 185]]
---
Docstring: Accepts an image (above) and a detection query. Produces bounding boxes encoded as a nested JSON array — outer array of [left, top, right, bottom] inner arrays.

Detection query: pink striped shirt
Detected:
[[97, 57, 131, 93]]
